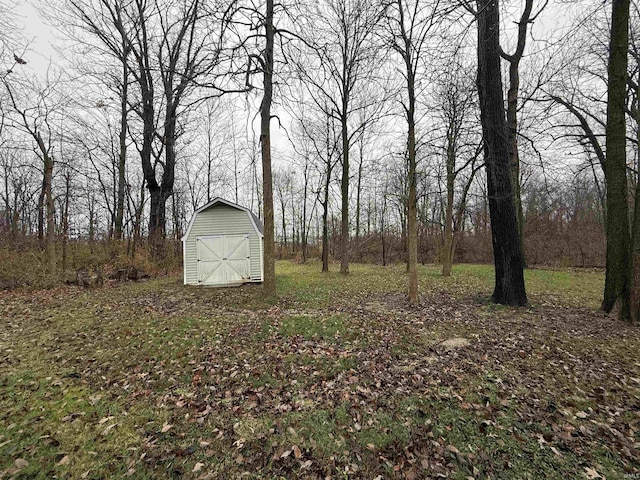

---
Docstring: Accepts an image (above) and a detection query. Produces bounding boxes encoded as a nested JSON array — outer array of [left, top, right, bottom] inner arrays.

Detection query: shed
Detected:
[[182, 198, 264, 286]]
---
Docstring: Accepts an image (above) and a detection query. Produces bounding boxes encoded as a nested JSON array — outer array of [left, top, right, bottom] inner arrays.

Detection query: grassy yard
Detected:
[[0, 262, 638, 479]]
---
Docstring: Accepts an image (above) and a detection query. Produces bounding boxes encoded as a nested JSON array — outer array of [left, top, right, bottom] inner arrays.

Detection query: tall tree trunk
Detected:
[[355, 147, 364, 242], [115, 51, 128, 240], [62, 172, 70, 273], [321, 169, 331, 272], [340, 110, 350, 275], [280, 196, 287, 258], [442, 159, 455, 277], [43, 152, 56, 276], [507, 89, 525, 267], [302, 166, 309, 263], [503, 0, 535, 268], [132, 180, 145, 259], [602, 0, 632, 319], [291, 189, 296, 253], [404, 51, 418, 302], [261, 0, 276, 297], [37, 178, 45, 246], [2, 163, 10, 236], [476, 0, 527, 306], [632, 178, 640, 321]]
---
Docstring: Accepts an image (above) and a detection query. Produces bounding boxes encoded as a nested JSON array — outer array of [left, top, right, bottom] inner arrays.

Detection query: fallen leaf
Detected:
[[14, 458, 29, 469], [193, 462, 205, 472], [583, 466, 602, 479], [550, 446, 563, 458], [161, 423, 172, 433], [56, 455, 70, 466], [102, 424, 117, 435], [293, 445, 302, 459], [280, 450, 291, 458]]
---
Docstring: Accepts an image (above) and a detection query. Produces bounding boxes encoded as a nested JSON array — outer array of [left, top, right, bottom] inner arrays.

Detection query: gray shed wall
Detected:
[[183, 204, 263, 285]]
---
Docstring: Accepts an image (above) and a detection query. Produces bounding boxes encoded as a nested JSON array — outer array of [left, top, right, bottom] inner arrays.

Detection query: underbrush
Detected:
[[0, 238, 182, 290]]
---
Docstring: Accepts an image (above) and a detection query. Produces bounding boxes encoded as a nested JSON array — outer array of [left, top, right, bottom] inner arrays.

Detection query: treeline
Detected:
[[0, 0, 637, 315]]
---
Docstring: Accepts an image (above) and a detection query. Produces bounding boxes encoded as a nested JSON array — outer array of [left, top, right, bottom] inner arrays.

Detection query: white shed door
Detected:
[[197, 235, 250, 285]]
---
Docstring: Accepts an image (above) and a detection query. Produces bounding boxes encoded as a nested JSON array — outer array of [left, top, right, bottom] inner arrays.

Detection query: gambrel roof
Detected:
[[181, 197, 264, 241]]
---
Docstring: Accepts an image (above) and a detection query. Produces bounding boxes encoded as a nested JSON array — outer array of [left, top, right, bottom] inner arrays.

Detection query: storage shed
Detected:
[[182, 198, 264, 286]]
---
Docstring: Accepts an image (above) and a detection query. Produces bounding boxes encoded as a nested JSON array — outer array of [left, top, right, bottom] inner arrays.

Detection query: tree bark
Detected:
[[355, 141, 364, 243], [302, 164, 309, 263], [632, 178, 640, 321], [42, 145, 56, 276], [321, 164, 331, 272], [503, 0, 535, 268], [394, 0, 419, 302], [37, 176, 45, 246], [602, 0, 632, 319], [115, 46, 128, 240], [476, 0, 527, 306], [340, 110, 350, 275], [442, 156, 455, 277], [62, 171, 71, 273], [261, 0, 276, 297]]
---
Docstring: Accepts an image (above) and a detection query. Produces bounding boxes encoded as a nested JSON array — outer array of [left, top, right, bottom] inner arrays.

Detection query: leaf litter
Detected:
[[0, 265, 638, 479]]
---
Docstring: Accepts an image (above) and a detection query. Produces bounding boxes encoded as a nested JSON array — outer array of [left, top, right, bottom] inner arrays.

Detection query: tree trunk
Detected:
[[504, 0, 534, 269], [406, 72, 418, 301], [37, 177, 45, 246], [148, 185, 167, 256], [115, 51, 128, 240], [476, 0, 527, 306], [302, 166, 309, 263], [632, 178, 639, 321], [340, 110, 350, 275], [321, 168, 331, 272], [88, 195, 95, 245], [602, 0, 632, 319], [261, 0, 276, 297], [442, 165, 455, 277], [43, 153, 56, 276], [355, 147, 364, 243], [62, 172, 71, 273], [131, 180, 145, 259], [280, 196, 287, 258], [631, 79, 640, 322]]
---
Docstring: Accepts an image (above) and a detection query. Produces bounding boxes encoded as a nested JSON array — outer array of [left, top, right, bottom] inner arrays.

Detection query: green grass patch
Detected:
[[279, 314, 348, 341]]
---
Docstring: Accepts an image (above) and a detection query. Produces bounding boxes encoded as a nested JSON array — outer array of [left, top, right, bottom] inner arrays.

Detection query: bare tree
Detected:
[[500, 0, 549, 266], [474, 0, 527, 305], [385, 0, 442, 301], [62, 0, 138, 241], [3, 74, 66, 275], [432, 60, 482, 276], [292, 0, 386, 275]]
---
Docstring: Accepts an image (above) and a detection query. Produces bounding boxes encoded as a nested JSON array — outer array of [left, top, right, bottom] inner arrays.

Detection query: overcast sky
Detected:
[[14, 1, 59, 76]]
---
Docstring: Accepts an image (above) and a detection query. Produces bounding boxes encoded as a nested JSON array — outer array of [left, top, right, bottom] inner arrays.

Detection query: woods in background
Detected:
[[0, 0, 638, 317]]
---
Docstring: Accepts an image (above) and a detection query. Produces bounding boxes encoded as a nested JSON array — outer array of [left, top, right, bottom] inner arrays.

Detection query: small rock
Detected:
[[440, 337, 471, 349]]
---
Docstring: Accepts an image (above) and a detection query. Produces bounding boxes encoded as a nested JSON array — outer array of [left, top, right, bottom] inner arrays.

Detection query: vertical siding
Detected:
[[184, 204, 263, 285]]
